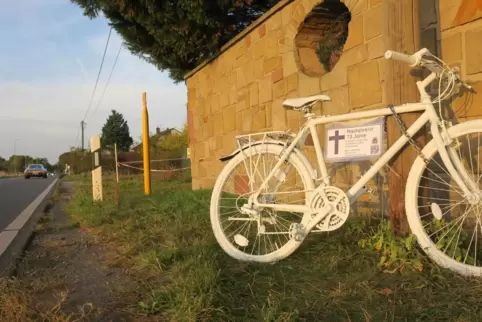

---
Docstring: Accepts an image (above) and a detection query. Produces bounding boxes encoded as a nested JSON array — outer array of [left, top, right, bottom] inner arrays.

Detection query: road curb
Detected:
[[0, 178, 59, 277]]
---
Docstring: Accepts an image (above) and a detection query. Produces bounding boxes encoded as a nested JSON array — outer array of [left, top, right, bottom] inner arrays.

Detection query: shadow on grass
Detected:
[[64, 176, 482, 322]]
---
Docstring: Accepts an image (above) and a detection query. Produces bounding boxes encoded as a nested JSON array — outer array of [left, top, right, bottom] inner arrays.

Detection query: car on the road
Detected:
[[24, 164, 48, 179]]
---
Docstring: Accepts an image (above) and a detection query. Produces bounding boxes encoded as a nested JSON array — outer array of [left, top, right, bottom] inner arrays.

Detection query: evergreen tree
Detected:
[[101, 110, 134, 152], [70, 0, 279, 82], [0, 156, 6, 172]]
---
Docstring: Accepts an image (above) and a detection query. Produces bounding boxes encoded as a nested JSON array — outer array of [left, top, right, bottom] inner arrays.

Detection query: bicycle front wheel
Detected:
[[210, 143, 314, 263], [406, 120, 482, 276]]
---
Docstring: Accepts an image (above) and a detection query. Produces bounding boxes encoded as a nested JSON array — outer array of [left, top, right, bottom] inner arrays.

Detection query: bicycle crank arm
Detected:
[[294, 204, 334, 242]]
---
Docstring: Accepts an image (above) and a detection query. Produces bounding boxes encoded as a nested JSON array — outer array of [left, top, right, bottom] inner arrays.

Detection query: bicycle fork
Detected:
[[432, 122, 481, 204]]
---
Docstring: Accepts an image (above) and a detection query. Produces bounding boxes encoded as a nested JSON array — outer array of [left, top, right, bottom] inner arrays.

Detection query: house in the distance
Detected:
[[130, 127, 182, 153]]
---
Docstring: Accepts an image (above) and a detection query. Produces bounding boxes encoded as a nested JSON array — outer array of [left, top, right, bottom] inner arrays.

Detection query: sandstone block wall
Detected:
[[185, 0, 482, 216], [440, 0, 482, 120], [186, 0, 386, 197]]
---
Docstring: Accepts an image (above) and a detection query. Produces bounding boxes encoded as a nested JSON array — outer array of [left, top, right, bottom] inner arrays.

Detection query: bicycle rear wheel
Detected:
[[406, 120, 482, 276], [210, 143, 314, 263]]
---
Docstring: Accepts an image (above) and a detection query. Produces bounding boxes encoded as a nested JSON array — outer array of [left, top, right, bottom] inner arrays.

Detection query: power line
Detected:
[[74, 127, 81, 148], [90, 43, 123, 119], [82, 27, 113, 122], [73, 27, 112, 149]]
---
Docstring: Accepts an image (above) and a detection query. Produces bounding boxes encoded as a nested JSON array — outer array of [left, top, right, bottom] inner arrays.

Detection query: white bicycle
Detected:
[[210, 48, 482, 276]]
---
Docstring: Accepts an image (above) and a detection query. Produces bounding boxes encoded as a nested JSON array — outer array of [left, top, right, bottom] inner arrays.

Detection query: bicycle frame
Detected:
[[250, 73, 477, 215]]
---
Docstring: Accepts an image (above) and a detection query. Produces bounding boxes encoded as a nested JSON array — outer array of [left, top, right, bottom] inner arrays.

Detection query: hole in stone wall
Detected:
[[294, 0, 351, 77]]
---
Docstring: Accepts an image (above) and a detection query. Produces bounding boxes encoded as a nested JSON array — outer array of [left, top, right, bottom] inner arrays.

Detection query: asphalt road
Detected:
[[0, 176, 56, 231]]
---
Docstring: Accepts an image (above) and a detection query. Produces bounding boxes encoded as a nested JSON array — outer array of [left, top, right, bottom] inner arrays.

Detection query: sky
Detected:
[[0, 0, 187, 163]]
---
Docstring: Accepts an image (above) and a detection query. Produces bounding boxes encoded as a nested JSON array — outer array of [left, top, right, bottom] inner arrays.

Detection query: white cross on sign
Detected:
[[325, 117, 384, 163]]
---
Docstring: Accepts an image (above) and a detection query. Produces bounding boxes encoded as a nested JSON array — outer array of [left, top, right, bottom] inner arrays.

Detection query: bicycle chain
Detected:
[[388, 104, 430, 165]]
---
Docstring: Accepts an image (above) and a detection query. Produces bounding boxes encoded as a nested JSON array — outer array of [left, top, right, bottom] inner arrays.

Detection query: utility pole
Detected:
[[13, 139, 20, 175], [81, 121, 85, 151]]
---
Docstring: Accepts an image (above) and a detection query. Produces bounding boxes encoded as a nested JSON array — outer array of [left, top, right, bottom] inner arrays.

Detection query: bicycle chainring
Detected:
[[310, 185, 350, 232]]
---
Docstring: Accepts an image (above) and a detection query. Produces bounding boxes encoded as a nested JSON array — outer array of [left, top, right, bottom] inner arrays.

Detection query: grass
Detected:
[[58, 174, 482, 321]]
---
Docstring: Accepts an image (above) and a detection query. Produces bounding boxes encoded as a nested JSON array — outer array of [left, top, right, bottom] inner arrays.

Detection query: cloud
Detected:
[[0, 80, 186, 163], [0, 1, 187, 164]]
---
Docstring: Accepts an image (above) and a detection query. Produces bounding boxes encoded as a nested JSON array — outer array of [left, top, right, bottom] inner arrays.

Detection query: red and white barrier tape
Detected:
[[118, 162, 190, 172], [120, 157, 189, 165]]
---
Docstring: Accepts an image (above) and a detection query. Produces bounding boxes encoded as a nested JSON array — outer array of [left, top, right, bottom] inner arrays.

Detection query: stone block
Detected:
[[264, 56, 283, 74], [223, 132, 236, 153], [236, 92, 248, 113], [229, 84, 237, 105], [254, 58, 264, 79], [252, 106, 267, 131], [321, 45, 368, 91], [265, 101, 273, 128], [466, 27, 482, 75], [236, 112, 243, 131], [215, 135, 223, 150], [191, 179, 201, 190], [282, 52, 299, 77], [273, 78, 287, 99], [244, 35, 252, 49], [202, 121, 213, 140], [350, 0, 368, 15], [290, 2, 308, 27], [244, 63, 256, 86], [452, 82, 482, 118], [236, 67, 247, 89], [320, 68, 348, 91], [267, 11, 282, 32], [344, 15, 364, 51], [281, 2, 296, 26], [200, 178, 215, 190], [223, 105, 236, 132], [219, 87, 230, 109], [242, 109, 254, 132], [287, 113, 302, 130], [286, 73, 298, 93], [272, 67, 284, 83], [213, 112, 223, 136], [195, 142, 205, 159], [271, 98, 287, 130], [259, 24, 267, 38], [205, 137, 216, 157], [187, 88, 196, 103], [348, 60, 382, 108], [442, 33, 462, 63], [253, 41, 265, 60], [264, 34, 280, 59], [227, 71, 237, 85], [299, 72, 321, 96], [322, 85, 350, 115], [364, 5, 382, 41], [367, 36, 384, 60], [259, 75, 273, 104], [249, 82, 259, 107], [370, 0, 382, 7], [439, 0, 482, 31]]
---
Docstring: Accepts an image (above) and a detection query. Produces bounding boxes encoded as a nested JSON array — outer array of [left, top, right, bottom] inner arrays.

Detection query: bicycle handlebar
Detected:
[[384, 48, 432, 67], [384, 50, 418, 66]]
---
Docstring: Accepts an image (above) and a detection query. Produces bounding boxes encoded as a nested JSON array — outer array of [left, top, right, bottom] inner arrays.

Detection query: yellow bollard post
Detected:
[[142, 92, 151, 196]]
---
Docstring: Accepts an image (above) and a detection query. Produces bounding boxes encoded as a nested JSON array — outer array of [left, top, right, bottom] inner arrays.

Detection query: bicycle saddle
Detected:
[[282, 94, 331, 110]]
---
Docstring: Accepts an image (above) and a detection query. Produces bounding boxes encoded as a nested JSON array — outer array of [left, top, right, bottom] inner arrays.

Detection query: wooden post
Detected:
[[90, 135, 103, 201], [114, 143, 119, 205], [383, 0, 422, 235]]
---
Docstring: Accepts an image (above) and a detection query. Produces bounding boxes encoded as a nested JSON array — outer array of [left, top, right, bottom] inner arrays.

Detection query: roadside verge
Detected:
[[0, 178, 59, 276]]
